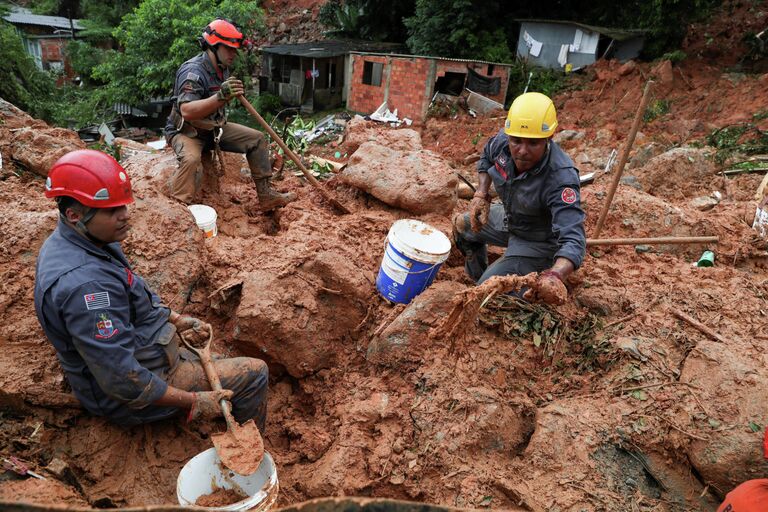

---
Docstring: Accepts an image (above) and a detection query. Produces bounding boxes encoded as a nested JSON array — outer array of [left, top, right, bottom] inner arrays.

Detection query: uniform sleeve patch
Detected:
[[185, 72, 200, 82], [561, 187, 577, 204], [84, 291, 110, 310], [95, 313, 118, 339]]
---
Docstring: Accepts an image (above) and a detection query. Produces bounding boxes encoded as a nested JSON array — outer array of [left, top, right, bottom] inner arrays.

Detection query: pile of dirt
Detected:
[[1, 1, 768, 511]]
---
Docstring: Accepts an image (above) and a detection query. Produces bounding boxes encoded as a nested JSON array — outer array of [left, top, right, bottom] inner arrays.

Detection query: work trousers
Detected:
[[168, 122, 272, 204], [115, 346, 269, 432], [454, 203, 552, 285]]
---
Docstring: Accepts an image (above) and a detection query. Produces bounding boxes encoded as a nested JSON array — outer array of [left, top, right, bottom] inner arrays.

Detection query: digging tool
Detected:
[[180, 329, 264, 475], [237, 95, 351, 214]]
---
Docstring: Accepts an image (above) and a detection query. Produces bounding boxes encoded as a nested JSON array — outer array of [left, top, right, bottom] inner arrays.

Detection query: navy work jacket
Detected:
[[478, 129, 586, 268], [164, 52, 228, 139], [34, 220, 175, 422]]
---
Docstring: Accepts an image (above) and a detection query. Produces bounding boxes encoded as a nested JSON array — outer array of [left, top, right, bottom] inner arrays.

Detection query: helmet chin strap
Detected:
[[211, 45, 227, 72], [67, 208, 109, 245]]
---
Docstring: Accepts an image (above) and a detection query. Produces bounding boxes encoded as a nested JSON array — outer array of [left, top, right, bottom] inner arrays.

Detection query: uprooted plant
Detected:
[[479, 296, 614, 373]]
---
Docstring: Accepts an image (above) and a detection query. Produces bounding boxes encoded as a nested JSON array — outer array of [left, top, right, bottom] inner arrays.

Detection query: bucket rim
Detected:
[[388, 219, 450, 264], [188, 204, 218, 224], [176, 448, 278, 510]]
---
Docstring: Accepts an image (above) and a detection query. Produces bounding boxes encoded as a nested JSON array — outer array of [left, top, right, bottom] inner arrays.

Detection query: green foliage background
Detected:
[[1, 0, 722, 129]]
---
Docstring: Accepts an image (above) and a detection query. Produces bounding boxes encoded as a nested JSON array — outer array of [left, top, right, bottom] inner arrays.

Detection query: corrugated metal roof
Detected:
[[516, 19, 646, 41], [262, 40, 403, 58], [3, 6, 84, 31], [350, 51, 514, 68]]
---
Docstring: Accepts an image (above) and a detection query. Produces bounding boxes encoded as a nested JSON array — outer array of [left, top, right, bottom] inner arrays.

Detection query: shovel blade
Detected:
[[212, 419, 264, 476]]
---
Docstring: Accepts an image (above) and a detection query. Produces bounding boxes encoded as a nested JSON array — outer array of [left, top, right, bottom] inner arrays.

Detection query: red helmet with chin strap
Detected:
[[202, 19, 244, 49], [45, 149, 134, 208]]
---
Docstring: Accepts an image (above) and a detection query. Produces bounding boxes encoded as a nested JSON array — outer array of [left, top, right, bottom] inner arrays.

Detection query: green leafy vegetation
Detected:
[[0, 20, 55, 119], [661, 50, 687, 63], [319, 0, 413, 42], [93, 0, 264, 105], [706, 123, 768, 163], [480, 296, 612, 373], [643, 99, 671, 122], [505, 60, 571, 102]]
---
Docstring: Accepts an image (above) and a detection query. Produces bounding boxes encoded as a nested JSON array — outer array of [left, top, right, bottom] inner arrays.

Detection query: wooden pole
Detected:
[[586, 236, 718, 246], [670, 308, 728, 343], [593, 80, 655, 238], [237, 95, 350, 214]]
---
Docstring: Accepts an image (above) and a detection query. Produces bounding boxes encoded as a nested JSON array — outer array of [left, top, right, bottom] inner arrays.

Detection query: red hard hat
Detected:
[[202, 19, 243, 49], [45, 149, 134, 208]]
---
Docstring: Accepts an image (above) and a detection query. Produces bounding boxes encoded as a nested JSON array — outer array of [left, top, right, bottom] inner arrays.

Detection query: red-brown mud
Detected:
[[196, 486, 248, 506], [214, 419, 264, 476], [1, 1, 767, 511]]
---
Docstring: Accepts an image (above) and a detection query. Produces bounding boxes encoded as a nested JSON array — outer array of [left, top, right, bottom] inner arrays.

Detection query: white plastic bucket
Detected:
[[177, 448, 279, 511], [188, 204, 218, 238], [375, 219, 451, 304]]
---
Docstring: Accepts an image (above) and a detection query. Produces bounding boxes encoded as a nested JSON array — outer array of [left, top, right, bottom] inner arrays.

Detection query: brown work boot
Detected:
[[255, 178, 297, 211]]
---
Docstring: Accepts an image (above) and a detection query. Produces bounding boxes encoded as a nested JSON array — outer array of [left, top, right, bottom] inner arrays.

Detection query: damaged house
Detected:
[[2, 5, 83, 78], [516, 19, 646, 70], [346, 53, 512, 124], [260, 40, 402, 113]]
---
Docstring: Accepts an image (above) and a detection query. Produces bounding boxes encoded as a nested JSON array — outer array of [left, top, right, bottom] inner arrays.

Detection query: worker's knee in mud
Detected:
[[452, 212, 469, 234]]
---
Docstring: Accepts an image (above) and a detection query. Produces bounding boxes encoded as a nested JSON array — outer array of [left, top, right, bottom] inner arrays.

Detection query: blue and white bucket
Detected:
[[376, 219, 451, 304]]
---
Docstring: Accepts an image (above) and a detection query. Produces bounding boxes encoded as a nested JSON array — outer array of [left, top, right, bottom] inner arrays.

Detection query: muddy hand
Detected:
[[523, 270, 567, 306], [469, 194, 490, 232], [188, 389, 234, 422], [173, 315, 212, 347]]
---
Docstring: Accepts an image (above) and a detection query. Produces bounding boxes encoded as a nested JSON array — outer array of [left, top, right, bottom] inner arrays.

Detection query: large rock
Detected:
[[633, 147, 717, 200], [342, 119, 422, 154], [10, 127, 85, 178], [235, 250, 370, 377], [683, 339, 768, 490], [341, 140, 458, 215]]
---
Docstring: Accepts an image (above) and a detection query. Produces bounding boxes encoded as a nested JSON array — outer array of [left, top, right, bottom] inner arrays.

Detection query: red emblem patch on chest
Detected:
[[561, 187, 577, 204]]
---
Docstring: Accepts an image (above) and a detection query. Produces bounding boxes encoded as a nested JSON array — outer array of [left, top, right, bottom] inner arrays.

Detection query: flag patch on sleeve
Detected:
[[84, 292, 110, 310]]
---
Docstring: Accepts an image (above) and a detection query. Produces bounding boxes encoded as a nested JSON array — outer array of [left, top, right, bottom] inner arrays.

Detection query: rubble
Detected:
[[1, 1, 768, 510]]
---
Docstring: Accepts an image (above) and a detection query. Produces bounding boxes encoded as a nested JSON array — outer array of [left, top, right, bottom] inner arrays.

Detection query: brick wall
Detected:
[[348, 54, 511, 123], [347, 55, 390, 117], [40, 39, 64, 63]]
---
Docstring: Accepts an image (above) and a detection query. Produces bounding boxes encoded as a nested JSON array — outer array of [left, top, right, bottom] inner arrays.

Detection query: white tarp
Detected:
[[570, 28, 599, 54]]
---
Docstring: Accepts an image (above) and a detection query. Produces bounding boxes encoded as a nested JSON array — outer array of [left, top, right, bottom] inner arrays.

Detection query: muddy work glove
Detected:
[[187, 390, 234, 422], [468, 192, 490, 232], [216, 77, 244, 102], [170, 314, 212, 347], [523, 270, 568, 306]]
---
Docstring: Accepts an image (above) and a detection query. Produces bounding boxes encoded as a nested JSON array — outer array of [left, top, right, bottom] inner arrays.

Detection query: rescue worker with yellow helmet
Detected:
[[452, 92, 586, 304], [165, 18, 295, 210]]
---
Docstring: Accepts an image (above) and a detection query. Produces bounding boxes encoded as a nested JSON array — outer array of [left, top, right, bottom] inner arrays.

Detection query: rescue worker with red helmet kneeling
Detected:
[[34, 149, 268, 428], [165, 18, 295, 210]]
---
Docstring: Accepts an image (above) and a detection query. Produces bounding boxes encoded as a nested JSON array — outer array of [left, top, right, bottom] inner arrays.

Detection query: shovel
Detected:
[[237, 95, 351, 215], [180, 328, 264, 475]]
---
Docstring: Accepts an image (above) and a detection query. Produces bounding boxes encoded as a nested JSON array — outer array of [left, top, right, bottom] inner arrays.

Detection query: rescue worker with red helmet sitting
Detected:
[[452, 92, 586, 304], [165, 18, 295, 210], [34, 149, 269, 428]]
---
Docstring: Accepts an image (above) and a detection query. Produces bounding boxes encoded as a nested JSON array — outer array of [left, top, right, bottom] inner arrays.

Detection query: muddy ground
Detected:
[[1, 2, 768, 511]]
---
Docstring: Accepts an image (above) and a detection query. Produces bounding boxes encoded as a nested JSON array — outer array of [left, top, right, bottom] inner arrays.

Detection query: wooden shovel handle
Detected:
[[179, 330, 237, 430], [237, 95, 350, 214]]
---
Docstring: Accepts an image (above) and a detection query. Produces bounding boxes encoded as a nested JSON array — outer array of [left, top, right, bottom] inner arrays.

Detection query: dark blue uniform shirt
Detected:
[[34, 220, 176, 422], [164, 52, 228, 139], [477, 128, 586, 268]]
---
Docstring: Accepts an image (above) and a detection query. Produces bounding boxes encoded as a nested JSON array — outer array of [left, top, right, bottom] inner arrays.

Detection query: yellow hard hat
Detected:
[[504, 92, 558, 138]]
